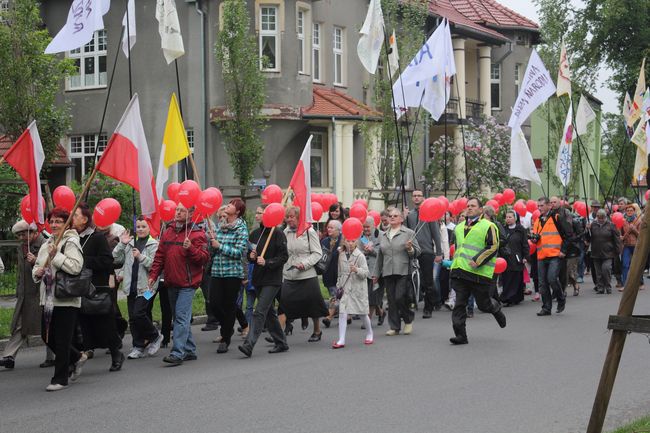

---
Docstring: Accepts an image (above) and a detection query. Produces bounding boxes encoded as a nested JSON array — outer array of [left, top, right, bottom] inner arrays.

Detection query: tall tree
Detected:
[[215, 0, 267, 195]]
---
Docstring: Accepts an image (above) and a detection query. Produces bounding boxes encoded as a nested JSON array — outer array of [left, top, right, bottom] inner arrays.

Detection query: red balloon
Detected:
[[352, 199, 368, 209], [342, 218, 363, 240], [450, 200, 462, 216], [177, 180, 200, 208], [159, 200, 177, 222], [449, 244, 455, 258], [167, 182, 181, 201], [262, 184, 283, 204], [420, 198, 444, 222], [485, 199, 500, 213], [191, 211, 206, 224], [368, 210, 380, 227], [612, 204, 619, 213], [532, 209, 541, 221], [528, 240, 537, 255], [196, 188, 223, 217], [311, 201, 324, 221], [514, 200, 527, 217], [494, 257, 507, 274], [437, 196, 449, 211], [323, 193, 338, 210], [93, 198, 122, 227], [20, 195, 45, 224], [503, 188, 516, 204], [493, 193, 504, 206], [611, 212, 625, 229], [262, 203, 285, 228], [53, 185, 76, 211], [349, 204, 368, 222], [458, 197, 468, 208], [573, 201, 587, 218], [311, 193, 322, 206], [526, 199, 538, 213]]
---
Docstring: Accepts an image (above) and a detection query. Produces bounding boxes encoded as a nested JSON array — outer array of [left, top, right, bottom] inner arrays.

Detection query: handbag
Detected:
[[335, 254, 360, 300], [81, 287, 112, 315], [54, 242, 94, 298], [315, 249, 330, 275]]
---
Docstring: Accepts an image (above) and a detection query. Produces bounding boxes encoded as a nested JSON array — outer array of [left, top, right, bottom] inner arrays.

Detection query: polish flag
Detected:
[[288, 135, 313, 237], [96, 94, 160, 235], [4, 121, 45, 224]]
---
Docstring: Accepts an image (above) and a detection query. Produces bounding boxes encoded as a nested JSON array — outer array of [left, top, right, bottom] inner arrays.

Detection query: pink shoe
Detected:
[[364, 339, 374, 345], [331, 342, 345, 349], [532, 293, 540, 302]]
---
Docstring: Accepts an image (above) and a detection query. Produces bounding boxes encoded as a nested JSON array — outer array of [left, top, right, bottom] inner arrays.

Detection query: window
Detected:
[[297, 11, 305, 73], [186, 128, 194, 154], [0, 1, 8, 13], [260, 6, 279, 71], [69, 133, 108, 183], [490, 63, 501, 110], [67, 30, 107, 90], [514, 63, 522, 96], [310, 132, 327, 187], [333, 27, 345, 85], [312, 23, 321, 82]]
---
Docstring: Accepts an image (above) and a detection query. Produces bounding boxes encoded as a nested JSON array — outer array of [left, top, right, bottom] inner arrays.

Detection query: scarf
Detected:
[[625, 214, 636, 223], [219, 218, 240, 232]]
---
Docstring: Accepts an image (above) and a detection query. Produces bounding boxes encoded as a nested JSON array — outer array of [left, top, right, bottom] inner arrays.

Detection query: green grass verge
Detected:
[[0, 307, 13, 339], [608, 415, 650, 433]]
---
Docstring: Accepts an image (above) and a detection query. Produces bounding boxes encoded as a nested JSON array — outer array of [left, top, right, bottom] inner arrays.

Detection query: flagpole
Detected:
[[444, 82, 448, 196], [260, 187, 292, 258], [453, 73, 471, 196], [547, 99, 551, 195], [124, 0, 138, 230]]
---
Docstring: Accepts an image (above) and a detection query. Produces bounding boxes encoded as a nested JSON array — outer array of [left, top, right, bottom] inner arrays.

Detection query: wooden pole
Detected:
[[260, 187, 292, 258], [586, 189, 650, 433]]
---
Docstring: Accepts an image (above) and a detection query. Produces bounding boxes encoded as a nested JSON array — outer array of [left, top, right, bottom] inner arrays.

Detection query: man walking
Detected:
[[449, 198, 506, 345], [405, 189, 443, 318], [149, 203, 210, 365], [586, 209, 621, 294]]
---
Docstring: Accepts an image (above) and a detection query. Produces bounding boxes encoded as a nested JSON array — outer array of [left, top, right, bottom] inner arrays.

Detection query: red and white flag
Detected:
[[96, 94, 160, 235], [5, 121, 45, 224], [288, 135, 313, 237]]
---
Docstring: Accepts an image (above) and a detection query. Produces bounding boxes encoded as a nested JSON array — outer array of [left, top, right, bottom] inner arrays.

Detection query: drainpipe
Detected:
[[331, 116, 337, 195], [196, 0, 207, 183]]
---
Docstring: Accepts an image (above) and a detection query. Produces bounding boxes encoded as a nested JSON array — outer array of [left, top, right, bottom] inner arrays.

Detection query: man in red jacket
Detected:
[[149, 203, 210, 365]]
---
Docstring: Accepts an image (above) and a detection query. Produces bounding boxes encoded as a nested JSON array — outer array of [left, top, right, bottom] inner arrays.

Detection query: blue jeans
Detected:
[[577, 245, 585, 279], [168, 287, 197, 359], [538, 257, 565, 312], [621, 246, 642, 285], [237, 287, 256, 326]]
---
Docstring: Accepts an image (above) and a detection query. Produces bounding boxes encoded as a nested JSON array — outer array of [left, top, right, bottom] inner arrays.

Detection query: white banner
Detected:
[[156, 0, 185, 64], [45, 0, 110, 54], [508, 50, 556, 129], [357, 0, 384, 74], [555, 105, 573, 187], [575, 94, 596, 136], [510, 126, 542, 185], [121, 0, 136, 57]]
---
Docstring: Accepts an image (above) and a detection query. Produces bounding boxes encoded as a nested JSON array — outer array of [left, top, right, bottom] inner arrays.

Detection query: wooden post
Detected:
[[586, 200, 650, 433], [260, 187, 292, 258]]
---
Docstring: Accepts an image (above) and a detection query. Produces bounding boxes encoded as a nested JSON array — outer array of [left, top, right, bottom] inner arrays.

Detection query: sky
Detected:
[[496, 0, 619, 114]]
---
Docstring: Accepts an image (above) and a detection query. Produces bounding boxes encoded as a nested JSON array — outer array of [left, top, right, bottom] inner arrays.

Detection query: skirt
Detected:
[[280, 277, 328, 320]]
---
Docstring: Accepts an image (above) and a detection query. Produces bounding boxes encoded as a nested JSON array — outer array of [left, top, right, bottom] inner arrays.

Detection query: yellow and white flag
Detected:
[[387, 30, 399, 78], [628, 58, 646, 127], [623, 92, 633, 124]]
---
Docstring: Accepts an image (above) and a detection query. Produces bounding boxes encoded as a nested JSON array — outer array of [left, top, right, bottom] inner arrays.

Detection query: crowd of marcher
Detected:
[[0, 191, 644, 391]]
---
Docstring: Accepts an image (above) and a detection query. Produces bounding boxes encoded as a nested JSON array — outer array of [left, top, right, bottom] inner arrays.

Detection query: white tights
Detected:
[[337, 313, 374, 345]]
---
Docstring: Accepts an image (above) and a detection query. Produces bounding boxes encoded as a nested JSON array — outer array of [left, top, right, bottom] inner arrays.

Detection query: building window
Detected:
[[260, 6, 279, 71], [312, 22, 321, 82], [69, 133, 108, 183], [514, 63, 522, 96], [490, 63, 501, 110], [310, 132, 327, 188], [67, 30, 107, 90], [333, 26, 345, 86], [297, 10, 305, 74], [0, 0, 8, 13], [186, 128, 194, 154]]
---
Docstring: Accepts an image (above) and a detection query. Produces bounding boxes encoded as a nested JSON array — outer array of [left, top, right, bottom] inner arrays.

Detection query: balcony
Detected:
[[435, 98, 485, 124]]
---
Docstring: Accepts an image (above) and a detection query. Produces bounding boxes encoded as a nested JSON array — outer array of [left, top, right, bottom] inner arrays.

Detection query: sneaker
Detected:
[[127, 348, 146, 359], [163, 355, 183, 366], [403, 323, 413, 335], [183, 353, 198, 361], [577, 277, 584, 283], [449, 336, 468, 345], [70, 352, 88, 382], [46, 383, 68, 392], [146, 334, 164, 356], [0, 356, 15, 369], [386, 329, 399, 336], [216, 342, 229, 354]]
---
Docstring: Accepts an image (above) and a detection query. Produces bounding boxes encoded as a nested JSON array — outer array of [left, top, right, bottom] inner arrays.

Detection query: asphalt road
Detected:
[[1, 281, 650, 433]]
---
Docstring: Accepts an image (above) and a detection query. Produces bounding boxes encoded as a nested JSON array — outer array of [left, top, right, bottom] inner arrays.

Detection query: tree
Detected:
[[215, 0, 267, 196], [599, 113, 635, 199]]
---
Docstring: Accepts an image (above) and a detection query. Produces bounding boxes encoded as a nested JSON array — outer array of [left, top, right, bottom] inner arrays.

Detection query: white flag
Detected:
[[387, 30, 399, 78], [555, 105, 574, 187], [556, 41, 571, 97], [575, 94, 596, 136], [628, 58, 646, 127], [508, 50, 556, 129], [623, 92, 633, 123], [357, 0, 384, 75], [633, 142, 647, 183], [392, 19, 455, 121], [121, 0, 136, 57], [510, 126, 542, 185], [631, 114, 647, 149], [45, 0, 110, 54], [156, 0, 185, 64]]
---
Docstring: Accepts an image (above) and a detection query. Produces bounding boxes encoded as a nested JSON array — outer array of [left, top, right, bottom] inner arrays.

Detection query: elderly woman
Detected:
[[371, 206, 421, 336], [586, 209, 622, 294], [209, 198, 249, 354], [359, 216, 384, 324], [321, 219, 342, 328], [280, 206, 328, 344], [620, 203, 643, 290], [33, 207, 85, 391], [74, 203, 124, 372]]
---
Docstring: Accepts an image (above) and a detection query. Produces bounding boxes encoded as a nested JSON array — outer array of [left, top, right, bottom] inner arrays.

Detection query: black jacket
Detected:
[[78, 228, 114, 289], [503, 224, 529, 271], [249, 227, 288, 287], [587, 220, 622, 259]]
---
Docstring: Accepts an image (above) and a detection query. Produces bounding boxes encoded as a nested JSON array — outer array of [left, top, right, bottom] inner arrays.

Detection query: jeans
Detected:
[[384, 275, 414, 330], [593, 258, 613, 293], [577, 245, 585, 279], [238, 288, 256, 326], [168, 287, 197, 359], [243, 285, 286, 351], [127, 295, 159, 349], [538, 257, 565, 312], [621, 246, 642, 286]]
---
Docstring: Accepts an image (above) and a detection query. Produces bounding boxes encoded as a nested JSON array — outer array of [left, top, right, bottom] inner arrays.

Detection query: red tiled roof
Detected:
[[429, 0, 510, 42], [0, 135, 72, 166], [302, 86, 382, 119]]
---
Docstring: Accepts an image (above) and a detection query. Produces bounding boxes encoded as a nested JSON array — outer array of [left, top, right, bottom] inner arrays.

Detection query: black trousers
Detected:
[[210, 277, 242, 345], [200, 268, 219, 326], [127, 296, 159, 349], [384, 275, 414, 331], [419, 253, 439, 312], [158, 285, 172, 343], [41, 307, 82, 386], [242, 285, 286, 351], [451, 277, 501, 338]]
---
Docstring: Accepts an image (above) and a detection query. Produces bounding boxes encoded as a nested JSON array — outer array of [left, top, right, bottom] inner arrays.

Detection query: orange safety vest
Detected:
[[533, 215, 563, 260]]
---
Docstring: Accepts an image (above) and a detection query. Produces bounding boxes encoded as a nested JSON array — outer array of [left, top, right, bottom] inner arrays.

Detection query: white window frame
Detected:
[[297, 10, 305, 74], [66, 30, 107, 91], [310, 132, 328, 188], [490, 63, 501, 110], [259, 5, 280, 72], [514, 63, 521, 96], [69, 133, 108, 183], [333, 26, 346, 86], [186, 128, 194, 154], [312, 22, 322, 82]]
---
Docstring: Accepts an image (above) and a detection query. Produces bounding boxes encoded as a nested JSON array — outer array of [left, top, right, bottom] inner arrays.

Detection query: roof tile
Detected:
[[302, 86, 382, 119]]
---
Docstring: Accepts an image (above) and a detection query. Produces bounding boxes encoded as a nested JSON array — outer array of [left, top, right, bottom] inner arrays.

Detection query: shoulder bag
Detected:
[[54, 241, 94, 299]]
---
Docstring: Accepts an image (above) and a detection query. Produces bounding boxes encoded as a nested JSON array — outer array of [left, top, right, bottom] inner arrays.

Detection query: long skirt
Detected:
[[280, 277, 328, 320], [500, 270, 525, 305]]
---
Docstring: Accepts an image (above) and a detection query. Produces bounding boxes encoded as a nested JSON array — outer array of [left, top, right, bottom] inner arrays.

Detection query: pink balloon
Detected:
[[53, 186, 76, 211], [368, 210, 380, 227], [93, 198, 122, 227], [420, 198, 444, 222], [167, 182, 181, 202], [494, 257, 507, 274], [342, 218, 363, 240], [311, 201, 324, 221], [349, 204, 368, 222], [646, 190, 650, 201], [262, 184, 283, 204], [159, 200, 177, 222], [262, 203, 285, 228], [196, 188, 223, 217], [177, 180, 201, 208], [502, 188, 516, 204]]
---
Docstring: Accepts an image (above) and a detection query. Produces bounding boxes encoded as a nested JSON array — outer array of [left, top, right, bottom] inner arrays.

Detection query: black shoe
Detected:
[[109, 353, 125, 372], [596, 290, 605, 294], [183, 353, 197, 361], [264, 336, 274, 344], [268, 345, 289, 354], [217, 342, 229, 354], [238, 344, 252, 358], [301, 317, 309, 330], [467, 311, 474, 318], [433, 304, 442, 311], [322, 318, 331, 328], [201, 323, 219, 331], [163, 355, 183, 365], [39, 359, 55, 368], [494, 311, 507, 328], [556, 302, 566, 313], [537, 309, 552, 316], [352, 315, 361, 320], [308, 332, 322, 342], [284, 322, 293, 336], [422, 311, 432, 319], [347, 317, 352, 325], [377, 311, 386, 326], [450, 336, 468, 345], [0, 357, 15, 369]]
